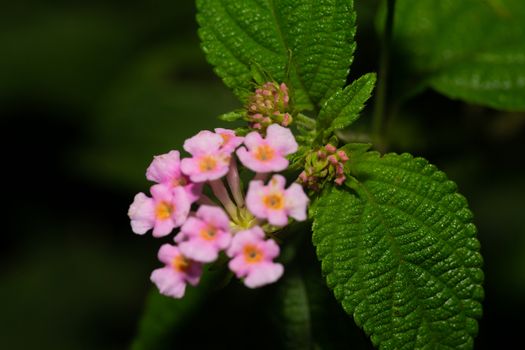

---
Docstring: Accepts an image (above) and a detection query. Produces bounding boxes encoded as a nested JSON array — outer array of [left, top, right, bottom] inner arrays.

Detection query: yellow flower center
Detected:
[[155, 201, 173, 220], [199, 156, 217, 172], [171, 177, 187, 187], [171, 255, 190, 272], [254, 144, 275, 161], [199, 225, 218, 241], [243, 244, 264, 263], [220, 133, 232, 145], [263, 193, 284, 210]]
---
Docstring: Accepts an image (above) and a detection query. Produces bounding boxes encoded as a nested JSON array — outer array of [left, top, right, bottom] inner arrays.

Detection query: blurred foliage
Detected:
[[381, 0, 525, 110], [1, 0, 525, 349]]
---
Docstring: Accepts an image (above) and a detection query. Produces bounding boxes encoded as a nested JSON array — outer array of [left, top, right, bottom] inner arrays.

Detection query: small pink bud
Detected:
[[281, 113, 292, 126], [337, 150, 349, 162], [317, 150, 327, 159], [335, 175, 346, 185], [325, 144, 337, 153], [328, 155, 338, 165], [299, 171, 308, 183], [335, 163, 344, 175]]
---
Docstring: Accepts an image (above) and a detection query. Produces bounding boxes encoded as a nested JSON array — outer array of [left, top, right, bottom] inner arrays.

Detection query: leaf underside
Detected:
[[391, 0, 525, 110], [312, 152, 484, 349], [196, 0, 356, 110]]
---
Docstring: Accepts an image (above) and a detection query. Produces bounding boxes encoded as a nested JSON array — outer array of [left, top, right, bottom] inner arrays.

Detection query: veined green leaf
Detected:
[[196, 0, 356, 110], [389, 0, 525, 110], [317, 73, 376, 142], [312, 152, 484, 349]]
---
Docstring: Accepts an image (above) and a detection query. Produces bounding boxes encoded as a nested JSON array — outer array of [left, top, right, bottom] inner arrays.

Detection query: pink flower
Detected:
[[150, 244, 203, 298], [180, 130, 231, 182], [227, 226, 283, 288], [246, 174, 309, 227], [128, 184, 191, 237], [175, 205, 232, 263], [214, 128, 244, 153], [146, 150, 202, 202], [236, 124, 298, 173]]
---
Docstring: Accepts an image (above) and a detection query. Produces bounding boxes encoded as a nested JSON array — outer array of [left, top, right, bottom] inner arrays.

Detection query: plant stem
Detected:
[[210, 179, 237, 218], [372, 0, 396, 149], [226, 158, 244, 207]]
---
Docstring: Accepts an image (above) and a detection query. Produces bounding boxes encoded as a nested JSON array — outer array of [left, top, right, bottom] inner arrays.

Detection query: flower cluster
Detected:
[[246, 82, 292, 130], [128, 122, 309, 298], [298, 143, 349, 191]]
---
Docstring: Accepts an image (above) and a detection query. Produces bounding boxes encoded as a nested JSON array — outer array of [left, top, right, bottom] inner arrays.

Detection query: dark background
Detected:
[[1, 1, 524, 349]]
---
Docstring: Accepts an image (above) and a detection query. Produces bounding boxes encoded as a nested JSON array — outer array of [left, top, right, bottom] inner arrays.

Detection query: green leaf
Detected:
[[196, 0, 356, 110], [278, 269, 313, 350], [131, 271, 219, 350], [275, 247, 370, 350], [312, 152, 484, 349], [218, 110, 244, 121], [317, 73, 376, 142], [389, 0, 525, 110]]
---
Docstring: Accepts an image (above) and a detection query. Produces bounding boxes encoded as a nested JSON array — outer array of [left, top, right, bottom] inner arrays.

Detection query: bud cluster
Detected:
[[247, 82, 292, 130], [298, 144, 349, 191]]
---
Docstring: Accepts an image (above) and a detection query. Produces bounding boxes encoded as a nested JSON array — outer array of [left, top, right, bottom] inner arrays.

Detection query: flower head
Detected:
[[247, 82, 292, 130], [214, 128, 244, 153], [227, 226, 283, 288], [246, 174, 309, 227], [180, 130, 231, 182], [236, 124, 298, 173], [146, 150, 202, 201], [299, 144, 349, 190], [175, 205, 232, 263], [150, 244, 203, 298], [128, 184, 191, 237]]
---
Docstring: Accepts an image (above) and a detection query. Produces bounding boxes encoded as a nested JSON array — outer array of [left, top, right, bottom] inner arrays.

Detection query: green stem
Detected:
[[372, 0, 396, 149]]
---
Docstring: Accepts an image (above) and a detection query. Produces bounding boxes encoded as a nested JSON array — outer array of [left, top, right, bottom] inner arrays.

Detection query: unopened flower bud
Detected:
[[328, 155, 338, 165], [337, 150, 349, 162], [325, 144, 337, 153]]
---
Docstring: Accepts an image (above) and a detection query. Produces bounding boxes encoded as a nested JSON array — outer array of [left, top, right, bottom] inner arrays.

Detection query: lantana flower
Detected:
[[246, 174, 309, 226], [128, 184, 191, 237], [146, 150, 202, 201], [128, 81, 314, 298], [150, 244, 203, 298], [180, 130, 232, 182], [236, 124, 298, 173], [215, 128, 244, 153], [227, 226, 283, 288], [175, 205, 232, 263]]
